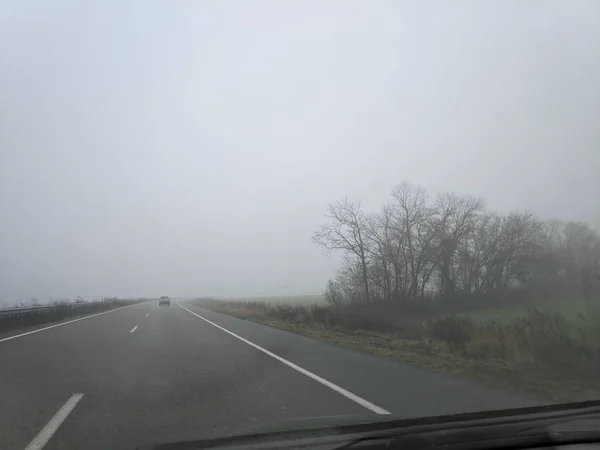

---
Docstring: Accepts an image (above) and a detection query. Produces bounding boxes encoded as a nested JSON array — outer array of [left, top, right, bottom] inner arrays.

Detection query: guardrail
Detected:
[[0, 301, 147, 332], [0, 303, 94, 317]]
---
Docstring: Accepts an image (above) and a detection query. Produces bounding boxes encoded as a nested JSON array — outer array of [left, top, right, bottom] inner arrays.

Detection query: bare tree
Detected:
[[323, 279, 345, 307], [387, 183, 437, 300], [314, 182, 599, 308], [313, 199, 372, 304], [432, 193, 484, 297], [364, 211, 399, 302]]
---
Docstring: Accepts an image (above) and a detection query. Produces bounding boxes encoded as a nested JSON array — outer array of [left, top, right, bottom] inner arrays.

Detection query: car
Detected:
[[158, 296, 171, 306]]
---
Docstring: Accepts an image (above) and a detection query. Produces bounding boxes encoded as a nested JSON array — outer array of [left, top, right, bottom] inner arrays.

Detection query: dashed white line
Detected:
[[129, 325, 138, 333], [0, 303, 146, 344], [177, 302, 390, 415], [25, 393, 83, 450], [146, 313, 149, 316]]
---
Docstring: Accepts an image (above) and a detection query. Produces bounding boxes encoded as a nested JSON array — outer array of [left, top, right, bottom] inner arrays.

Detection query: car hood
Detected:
[[144, 401, 600, 450], [228, 414, 380, 437]]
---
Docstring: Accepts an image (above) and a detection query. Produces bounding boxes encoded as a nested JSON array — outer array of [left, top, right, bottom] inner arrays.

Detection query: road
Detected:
[[0, 301, 543, 450]]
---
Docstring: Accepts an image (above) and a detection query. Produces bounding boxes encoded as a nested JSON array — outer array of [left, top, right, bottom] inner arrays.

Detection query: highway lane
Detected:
[[0, 301, 543, 450], [1, 302, 370, 450], [0, 302, 153, 450]]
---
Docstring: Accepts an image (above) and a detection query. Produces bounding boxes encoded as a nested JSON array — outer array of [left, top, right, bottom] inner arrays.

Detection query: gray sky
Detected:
[[1, 0, 599, 303]]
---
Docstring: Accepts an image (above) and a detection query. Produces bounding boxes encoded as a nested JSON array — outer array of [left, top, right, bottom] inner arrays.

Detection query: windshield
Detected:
[[1, 1, 599, 449]]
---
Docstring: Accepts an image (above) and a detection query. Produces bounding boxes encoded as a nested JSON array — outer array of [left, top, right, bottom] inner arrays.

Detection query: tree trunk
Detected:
[[361, 256, 370, 304]]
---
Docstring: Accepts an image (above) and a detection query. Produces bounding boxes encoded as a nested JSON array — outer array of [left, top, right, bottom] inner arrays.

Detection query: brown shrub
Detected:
[[423, 315, 475, 350], [424, 308, 600, 376]]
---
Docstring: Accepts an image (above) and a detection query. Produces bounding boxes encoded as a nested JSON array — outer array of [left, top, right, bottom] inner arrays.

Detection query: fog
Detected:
[[1, 1, 599, 303]]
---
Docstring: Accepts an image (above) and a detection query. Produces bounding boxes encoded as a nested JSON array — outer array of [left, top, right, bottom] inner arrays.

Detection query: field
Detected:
[[461, 298, 591, 323], [220, 295, 593, 323], [221, 294, 326, 306]]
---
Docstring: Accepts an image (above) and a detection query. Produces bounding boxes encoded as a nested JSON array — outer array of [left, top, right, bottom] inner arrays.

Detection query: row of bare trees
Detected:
[[313, 183, 600, 307]]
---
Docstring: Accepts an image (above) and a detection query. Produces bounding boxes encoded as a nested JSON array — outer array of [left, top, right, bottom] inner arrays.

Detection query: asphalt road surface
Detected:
[[0, 301, 543, 450]]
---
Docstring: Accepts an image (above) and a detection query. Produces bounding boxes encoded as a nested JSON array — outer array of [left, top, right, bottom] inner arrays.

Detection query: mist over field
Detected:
[[1, 1, 599, 304]]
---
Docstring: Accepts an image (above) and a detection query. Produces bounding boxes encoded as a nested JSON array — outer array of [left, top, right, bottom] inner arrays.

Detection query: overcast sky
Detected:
[[1, 1, 599, 303]]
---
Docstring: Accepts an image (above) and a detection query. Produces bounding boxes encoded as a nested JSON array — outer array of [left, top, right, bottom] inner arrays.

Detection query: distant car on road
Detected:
[[158, 296, 171, 306]]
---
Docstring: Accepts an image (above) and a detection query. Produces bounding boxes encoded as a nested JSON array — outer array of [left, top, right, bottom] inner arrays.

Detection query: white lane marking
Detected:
[[177, 302, 390, 415], [25, 393, 83, 450], [146, 313, 149, 316], [0, 303, 146, 344], [130, 325, 138, 333]]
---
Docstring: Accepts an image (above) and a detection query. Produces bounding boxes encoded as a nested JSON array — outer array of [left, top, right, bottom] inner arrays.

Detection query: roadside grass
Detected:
[[192, 297, 600, 403]]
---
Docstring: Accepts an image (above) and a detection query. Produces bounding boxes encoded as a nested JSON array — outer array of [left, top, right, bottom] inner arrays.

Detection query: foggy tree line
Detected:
[[313, 183, 600, 307]]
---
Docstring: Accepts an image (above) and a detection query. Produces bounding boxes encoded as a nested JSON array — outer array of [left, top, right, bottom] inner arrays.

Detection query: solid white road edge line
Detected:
[[0, 302, 146, 344], [24, 393, 84, 450], [130, 325, 138, 333], [177, 302, 391, 415]]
